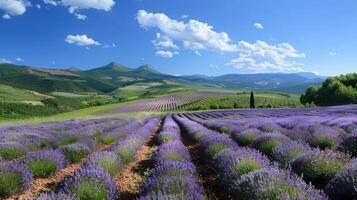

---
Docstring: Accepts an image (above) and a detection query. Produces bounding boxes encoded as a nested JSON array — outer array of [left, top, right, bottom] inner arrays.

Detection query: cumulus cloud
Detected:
[[254, 23, 264, 29], [0, 0, 30, 19], [15, 57, 24, 62], [155, 50, 179, 58], [226, 40, 306, 73], [43, 0, 115, 20], [65, 34, 100, 46], [153, 33, 179, 50], [329, 52, 340, 56], [137, 10, 238, 55], [0, 58, 11, 63]]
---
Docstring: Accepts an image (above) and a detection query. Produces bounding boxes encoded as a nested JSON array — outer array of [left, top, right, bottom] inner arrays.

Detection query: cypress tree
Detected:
[[250, 91, 255, 109]]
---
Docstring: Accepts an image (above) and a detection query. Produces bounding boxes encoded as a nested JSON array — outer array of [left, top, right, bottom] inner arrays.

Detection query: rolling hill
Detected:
[[0, 62, 325, 95]]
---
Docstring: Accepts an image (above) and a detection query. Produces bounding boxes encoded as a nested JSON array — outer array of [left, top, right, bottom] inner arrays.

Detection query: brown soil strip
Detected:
[[116, 128, 160, 199], [179, 129, 229, 200]]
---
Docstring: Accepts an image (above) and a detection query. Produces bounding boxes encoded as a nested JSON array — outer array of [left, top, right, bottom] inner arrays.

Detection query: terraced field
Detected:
[[0, 105, 356, 199]]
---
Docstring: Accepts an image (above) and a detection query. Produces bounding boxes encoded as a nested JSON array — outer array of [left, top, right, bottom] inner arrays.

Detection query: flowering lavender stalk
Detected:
[[325, 159, 357, 200], [60, 167, 118, 200], [291, 149, 350, 187], [271, 140, 311, 167], [152, 141, 191, 164], [84, 151, 122, 177], [212, 148, 271, 189], [33, 192, 79, 200], [0, 162, 33, 198], [252, 133, 289, 157], [230, 168, 327, 200], [23, 149, 68, 178], [0, 141, 27, 160], [232, 128, 261, 146], [60, 143, 91, 163], [338, 131, 357, 157], [200, 134, 238, 160]]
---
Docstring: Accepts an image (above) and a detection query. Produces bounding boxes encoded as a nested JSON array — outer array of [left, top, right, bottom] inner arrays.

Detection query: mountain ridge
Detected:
[[0, 62, 325, 94]]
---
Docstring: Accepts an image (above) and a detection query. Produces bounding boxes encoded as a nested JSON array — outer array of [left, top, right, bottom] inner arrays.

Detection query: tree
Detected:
[[250, 91, 255, 108]]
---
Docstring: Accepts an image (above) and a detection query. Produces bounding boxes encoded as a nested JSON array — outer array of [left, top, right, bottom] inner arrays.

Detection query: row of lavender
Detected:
[[33, 117, 161, 200], [139, 115, 204, 199], [0, 118, 128, 162], [0, 117, 159, 199], [182, 107, 357, 200], [174, 114, 356, 200]]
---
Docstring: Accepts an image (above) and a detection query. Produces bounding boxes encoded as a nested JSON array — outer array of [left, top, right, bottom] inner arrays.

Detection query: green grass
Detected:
[[50, 92, 89, 98], [0, 84, 48, 102], [180, 92, 302, 111]]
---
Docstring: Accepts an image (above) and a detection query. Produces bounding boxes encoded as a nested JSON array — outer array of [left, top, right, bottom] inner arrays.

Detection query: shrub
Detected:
[[34, 192, 79, 200], [252, 133, 289, 157], [291, 149, 350, 187], [60, 167, 118, 200], [338, 132, 357, 156], [0, 142, 26, 160], [212, 148, 271, 188], [0, 163, 32, 198], [230, 168, 327, 200], [232, 128, 260, 146], [100, 136, 115, 145], [115, 147, 134, 165], [84, 151, 122, 177], [326, 159, 357, 200], [24, 150, 67, 178], [60, 143, 90, 163], [55, 135, 81, 147], [271, 140, 310, 167], [201, 134, 238, 160]]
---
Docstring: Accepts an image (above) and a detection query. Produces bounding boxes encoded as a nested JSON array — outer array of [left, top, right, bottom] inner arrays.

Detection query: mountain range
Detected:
[[0, 62, 325, 94]]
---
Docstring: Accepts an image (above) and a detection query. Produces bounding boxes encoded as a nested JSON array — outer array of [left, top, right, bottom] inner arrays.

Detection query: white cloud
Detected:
[[227, 40, 306, 73], [153, 33, 179, 50], [65, 34, 100, 46], [137, 10, 238, 54], [254, 23, 264, 29], [181, 15, 188, 19], [194, 51, 201, 56], [43, 0, 115, 20], [329, 52, 340, 56], [0, 0, 30, 19], [0, 58, 11, 63], [74, 12, 86, 20], [15, 57, 24, 62], [155, 50, 179, 58]]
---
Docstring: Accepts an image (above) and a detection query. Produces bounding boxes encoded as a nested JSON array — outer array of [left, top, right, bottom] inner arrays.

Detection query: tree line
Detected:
[[300, 73, 357, 106]]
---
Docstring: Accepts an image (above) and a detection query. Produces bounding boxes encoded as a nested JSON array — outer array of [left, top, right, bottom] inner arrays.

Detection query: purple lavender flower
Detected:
[[84, 151, 122, 177], [338, 131, 357, 156], [212, 148, 271, 188], [307, 126, 341, 149], [252, 133, 289, 157], [326, 159, 357, 200], [152, 141, 191, 164], [230, 168, 327, 200], [0, 141, 27, 160], [141, 175, 203, 200], [291, 149, 350, 187], [271, 140, 311, 167], [23, 149, 68, 178], [0, 162, 33, 198], [60, 167, 118, 200], [60, 143, 91, 163], [232, 128, 261, 146], [200, 134, 238, 160], [33, 192, 79, 200]]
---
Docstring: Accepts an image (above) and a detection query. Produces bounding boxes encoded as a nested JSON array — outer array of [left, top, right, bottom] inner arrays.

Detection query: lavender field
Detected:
[[0, 105, 356, 200]]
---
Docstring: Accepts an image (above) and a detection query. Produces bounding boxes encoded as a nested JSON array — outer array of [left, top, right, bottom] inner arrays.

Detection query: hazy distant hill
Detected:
[[0, 62, 325, 94]]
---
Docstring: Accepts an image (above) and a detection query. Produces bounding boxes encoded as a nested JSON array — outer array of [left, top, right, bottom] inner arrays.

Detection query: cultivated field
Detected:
[[0, 105, 356, 199]]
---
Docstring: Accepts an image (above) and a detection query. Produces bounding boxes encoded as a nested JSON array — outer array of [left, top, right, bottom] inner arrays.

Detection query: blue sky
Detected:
[[0, 0, 356, 76]]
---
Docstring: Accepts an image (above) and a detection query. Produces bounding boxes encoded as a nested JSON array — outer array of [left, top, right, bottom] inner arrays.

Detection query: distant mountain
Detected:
[[0, 62, 325, 94]]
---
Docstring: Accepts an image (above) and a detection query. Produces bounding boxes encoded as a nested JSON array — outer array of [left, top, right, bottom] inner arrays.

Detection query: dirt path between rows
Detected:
[[115, 128, 160, 199]]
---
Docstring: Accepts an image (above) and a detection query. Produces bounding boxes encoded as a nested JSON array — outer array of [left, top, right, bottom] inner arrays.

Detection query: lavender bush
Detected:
[[325, 159, 357, 200], [84, 151, 122, 177], [230, 168, 327, 200], [0, 162, 33, 198], [23, 149, 68, 178], [33, 192, 79, 200], [60, 143, 91, 163], [338, 131, 357, 157], [60, 167, 118, 200]]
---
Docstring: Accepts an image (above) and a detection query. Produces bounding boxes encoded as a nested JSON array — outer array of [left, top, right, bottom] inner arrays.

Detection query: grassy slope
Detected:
[[180, 92, 302, 110], [0, 84, 48, 102]]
